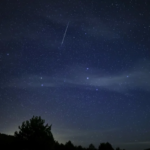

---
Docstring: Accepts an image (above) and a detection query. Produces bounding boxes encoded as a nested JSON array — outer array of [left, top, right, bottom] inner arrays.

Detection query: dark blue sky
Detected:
[[0, 0, 150, 150]]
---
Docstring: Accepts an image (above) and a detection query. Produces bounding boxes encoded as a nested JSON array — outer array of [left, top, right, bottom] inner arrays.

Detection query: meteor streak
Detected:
[[61, 21, 70, 46]]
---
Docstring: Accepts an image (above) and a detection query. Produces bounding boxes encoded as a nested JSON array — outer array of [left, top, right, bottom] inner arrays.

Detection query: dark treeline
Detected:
[[0, 116, 149, 150], [0, 133, 122, 150]]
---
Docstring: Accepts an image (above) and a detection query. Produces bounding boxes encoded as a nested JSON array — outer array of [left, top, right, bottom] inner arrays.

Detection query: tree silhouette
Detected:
[[99, 142, 114, 150], [88, 143, 96, 150], [65, 140, 75, 150], [14, 116, 54, 150], [77, 145, 84, 150], [116, 147, 121, 150]]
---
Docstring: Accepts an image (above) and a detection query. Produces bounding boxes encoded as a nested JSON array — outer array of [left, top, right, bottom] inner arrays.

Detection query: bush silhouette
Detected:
[[14, 116, 54, 150]]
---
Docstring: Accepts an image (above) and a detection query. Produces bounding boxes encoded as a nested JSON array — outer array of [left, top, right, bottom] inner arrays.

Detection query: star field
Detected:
[[0, 1, 150, 150]]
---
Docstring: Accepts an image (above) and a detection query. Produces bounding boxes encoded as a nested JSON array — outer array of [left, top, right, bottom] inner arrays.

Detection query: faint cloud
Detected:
[[5, 61, 150, 93], [63, 61, 150, 92]]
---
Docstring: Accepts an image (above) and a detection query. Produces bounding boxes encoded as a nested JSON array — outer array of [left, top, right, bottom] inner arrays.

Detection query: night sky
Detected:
[[0, 0, 150, 150]]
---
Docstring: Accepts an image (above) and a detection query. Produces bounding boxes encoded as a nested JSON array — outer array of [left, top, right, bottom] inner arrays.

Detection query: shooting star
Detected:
[[61, 21, 70, 46]]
